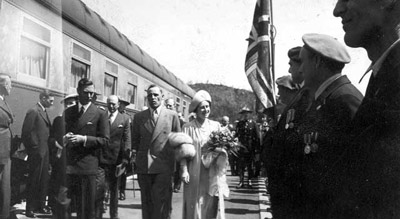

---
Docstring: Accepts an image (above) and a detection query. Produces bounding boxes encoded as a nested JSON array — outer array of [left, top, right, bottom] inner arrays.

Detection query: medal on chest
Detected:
[[304, 131, 319, 155], [285, 109, 296, 129]]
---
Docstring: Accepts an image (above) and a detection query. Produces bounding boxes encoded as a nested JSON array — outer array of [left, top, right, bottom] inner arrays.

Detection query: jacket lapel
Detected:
[[143, 109, 153, 134], [77, 103, 96, 131], [37, 104, 51, 126], [151, 107, 167, 143], [110, 113, 122, 133]]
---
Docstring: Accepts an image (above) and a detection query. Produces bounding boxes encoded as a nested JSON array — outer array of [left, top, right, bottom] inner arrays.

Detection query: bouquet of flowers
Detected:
[[207, 130, 243, 157]]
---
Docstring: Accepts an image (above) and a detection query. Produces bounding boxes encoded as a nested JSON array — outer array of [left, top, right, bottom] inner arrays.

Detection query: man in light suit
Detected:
[[64, 78, 109, 219], [132, 84, 181, 219], [97, 95, 131, 219], [22, 90, 54, 217], [0, 73, 13, 219]]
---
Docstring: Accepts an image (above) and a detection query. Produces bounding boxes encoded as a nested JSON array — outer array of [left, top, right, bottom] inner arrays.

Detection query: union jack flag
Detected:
[[245, 0, 276, 110]]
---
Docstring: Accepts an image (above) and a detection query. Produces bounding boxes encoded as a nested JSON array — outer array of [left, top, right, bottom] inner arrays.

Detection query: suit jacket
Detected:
[[336, 44, 400, 218], [65, 103, 109, 175], [132, 107, 181, 174], [99, 111, 131, 165], [21, 103, 51, 157], [0, 99, 13, 164]]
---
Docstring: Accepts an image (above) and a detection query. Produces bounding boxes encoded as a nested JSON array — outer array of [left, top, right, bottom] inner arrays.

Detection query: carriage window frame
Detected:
[[103, 59, 119, 101], [69, 41, 92, 91], [18, 16, 51, 86]]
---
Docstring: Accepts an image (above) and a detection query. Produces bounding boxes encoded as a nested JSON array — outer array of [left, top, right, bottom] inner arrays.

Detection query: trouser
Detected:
[[138, 172, 173, 219], [68, 174, 97, 219], [26, 153, 50, 211], [0, 159, 11, 219], [100, 164, 119, 219], [238, 153, 253, 183], [173, 161, 181, 190]]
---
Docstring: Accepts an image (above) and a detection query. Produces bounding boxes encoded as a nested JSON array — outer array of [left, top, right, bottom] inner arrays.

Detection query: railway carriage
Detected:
[[0, 0, 194, 135]]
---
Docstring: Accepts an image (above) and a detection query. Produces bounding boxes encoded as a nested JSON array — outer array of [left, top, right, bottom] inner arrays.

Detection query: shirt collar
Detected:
[[78, 102, 92, 113], [38, 102, 46, 111], [108, 110, 118, 117], [315, 73, 342, 100], [0, 96, 3, 101], [150, 105, 162, 115], [360, 38, 400, 83]]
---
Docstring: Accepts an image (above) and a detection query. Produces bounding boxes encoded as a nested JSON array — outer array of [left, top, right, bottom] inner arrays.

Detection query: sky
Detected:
[[81, 0, 371, 94]]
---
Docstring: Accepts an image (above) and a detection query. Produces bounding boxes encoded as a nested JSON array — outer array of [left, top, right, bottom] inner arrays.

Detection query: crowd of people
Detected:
[[1, 0, 400, 219]]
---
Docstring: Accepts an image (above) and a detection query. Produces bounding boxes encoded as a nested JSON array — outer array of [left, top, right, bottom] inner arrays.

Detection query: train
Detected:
[[0, 0, 195, 135]]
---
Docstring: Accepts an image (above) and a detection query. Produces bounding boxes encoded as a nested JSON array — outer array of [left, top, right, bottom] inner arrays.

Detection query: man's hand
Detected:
[[68, 134, 86, 145], [181, 171, 190, 184]]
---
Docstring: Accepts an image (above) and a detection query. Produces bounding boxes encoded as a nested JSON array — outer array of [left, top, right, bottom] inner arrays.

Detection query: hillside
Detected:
[[189, 83, 256, 122]]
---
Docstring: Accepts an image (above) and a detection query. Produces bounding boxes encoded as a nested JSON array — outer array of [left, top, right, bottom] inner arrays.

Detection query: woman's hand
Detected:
[[181, 170, 190, 184]]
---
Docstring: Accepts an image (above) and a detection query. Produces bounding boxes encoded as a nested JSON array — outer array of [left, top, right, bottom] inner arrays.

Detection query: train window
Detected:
[[176, 97, 181, 110], [127, 83, 137, 105], [106, 60, 118, 75], [73, 43, 91, 62], [71, 59, 90, 87], [19, 37, 49, 79], [104, 73, 117, 97], [183, 100, 187, 116], [71, 42, 91, 88], [19, 18, 51, 82]]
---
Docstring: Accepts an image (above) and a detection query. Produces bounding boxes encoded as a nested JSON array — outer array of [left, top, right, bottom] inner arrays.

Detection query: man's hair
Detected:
[[39, 89, 53, 99], [77, 78, 94, 91], [147, 84, 163, 94]]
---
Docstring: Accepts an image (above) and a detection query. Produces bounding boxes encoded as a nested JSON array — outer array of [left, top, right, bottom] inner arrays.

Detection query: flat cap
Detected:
[[276, 75, 298, 90], [239, 107, 252, 114], [288, 46, 302, 62], [302, 33, 351, 63], [189, 90, 212, 113]]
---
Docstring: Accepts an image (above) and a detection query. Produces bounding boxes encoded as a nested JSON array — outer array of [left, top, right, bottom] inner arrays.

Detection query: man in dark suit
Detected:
[[332, 1, 400, 217], [64, 78, 109, 219], [0, 73, 13, 219], [97, 95, 131, 219], [22, 90, 54, 217], [48, 94, 77, 219], [132, 84, 181, 219]]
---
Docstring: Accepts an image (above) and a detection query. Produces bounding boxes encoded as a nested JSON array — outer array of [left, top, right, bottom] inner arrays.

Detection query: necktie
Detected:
[[109, 113, 114, 124], [152, 110, 158, 124], [79, 106, 85, 118], [45, 109, 51, 124]]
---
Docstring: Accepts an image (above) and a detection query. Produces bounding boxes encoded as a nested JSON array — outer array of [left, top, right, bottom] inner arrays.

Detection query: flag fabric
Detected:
[[245, 0, 276, 110]]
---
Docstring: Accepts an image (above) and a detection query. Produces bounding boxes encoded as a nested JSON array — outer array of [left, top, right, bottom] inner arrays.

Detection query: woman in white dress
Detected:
[[180, 90, 229, 219]]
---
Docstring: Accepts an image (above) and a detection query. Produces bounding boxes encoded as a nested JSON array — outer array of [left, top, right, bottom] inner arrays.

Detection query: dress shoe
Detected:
[[236, 182, 244, 188], [247, 181, 253, 189], [25, 210, 36, 218], [173, 188, 179, 193]]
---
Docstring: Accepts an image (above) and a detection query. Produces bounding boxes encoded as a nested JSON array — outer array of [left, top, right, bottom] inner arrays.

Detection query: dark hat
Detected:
[[239, 107, 252, 114], [302, 33, 351, 64], [61, 93, 78, 104], [276, 75, 298, 90], [288, 46, 302, 62]]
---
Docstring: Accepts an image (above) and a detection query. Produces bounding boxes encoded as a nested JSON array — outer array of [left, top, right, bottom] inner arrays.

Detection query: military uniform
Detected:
[[235, 115, 258, 187]]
